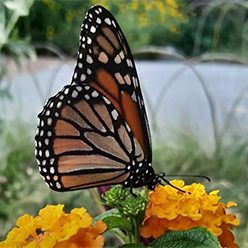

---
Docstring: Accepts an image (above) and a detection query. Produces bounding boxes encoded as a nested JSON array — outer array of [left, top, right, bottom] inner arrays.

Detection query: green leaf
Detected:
[[150, 227, 221, 248], [93, 208, 132, 232], [117, 244, 147, 248]]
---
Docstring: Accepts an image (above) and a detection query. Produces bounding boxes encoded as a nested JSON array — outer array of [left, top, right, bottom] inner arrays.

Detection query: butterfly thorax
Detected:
[[123, 158, 158, 190]]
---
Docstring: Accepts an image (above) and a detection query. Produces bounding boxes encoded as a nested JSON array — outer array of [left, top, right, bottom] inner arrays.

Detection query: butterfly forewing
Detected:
[[72, 5, 152, 160], [35, 5, 158, 192]]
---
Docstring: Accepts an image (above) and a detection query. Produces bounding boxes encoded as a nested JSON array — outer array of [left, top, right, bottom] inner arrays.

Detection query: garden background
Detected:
[[0, 0, 247, 246]]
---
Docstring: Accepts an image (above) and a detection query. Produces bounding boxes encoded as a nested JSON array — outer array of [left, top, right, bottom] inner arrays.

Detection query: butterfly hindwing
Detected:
[[35, 84, 149, 191]]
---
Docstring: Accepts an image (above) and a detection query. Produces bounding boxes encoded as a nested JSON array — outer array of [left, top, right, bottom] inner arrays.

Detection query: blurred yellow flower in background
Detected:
[[0, 205, 107, 248], [140, 180, 240, 248]]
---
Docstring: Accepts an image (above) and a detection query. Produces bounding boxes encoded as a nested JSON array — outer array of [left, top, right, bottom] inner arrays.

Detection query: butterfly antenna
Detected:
[[157, 174, 185, 193], [164, 174, 211, 182]]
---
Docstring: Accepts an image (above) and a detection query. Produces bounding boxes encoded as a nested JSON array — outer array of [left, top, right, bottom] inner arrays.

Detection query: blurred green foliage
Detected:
[[15, 0, 248, 59]]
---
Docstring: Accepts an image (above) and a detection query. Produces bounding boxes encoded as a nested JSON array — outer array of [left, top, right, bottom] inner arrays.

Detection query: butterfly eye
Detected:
[[35, 5, 158, 192]]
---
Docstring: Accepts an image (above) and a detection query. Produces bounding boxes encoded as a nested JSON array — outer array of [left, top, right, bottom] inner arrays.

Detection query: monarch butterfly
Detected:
[[35, 5, 168, 193]]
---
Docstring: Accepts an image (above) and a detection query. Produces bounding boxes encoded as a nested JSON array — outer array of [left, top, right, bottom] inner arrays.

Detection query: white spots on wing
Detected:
[[112, 20, 116, 27], [103, 96, 111, 105], [95, 9, 99, 14], [56, 182, 62, 189], [126, 58, 133, 68], [44, 138, 49, 145], [45, 110, 50, 116], [87, 37, 92, 44], [87, 68, 92, 75], [76, 86, 83, 92], [49, 102, 54, 108], [98, 51, 108, 64], [80, 74, 86, 81], [111, 109, 118, 120], [91, 91, 99, 98], [115, 72, 125, 84], [104, 17, 111, 25], [86, 55, 93, 64], [126, 122, 131, 132], [84, 85, 90, 90], [119, 51, 124, 59], [114, 54, 121, 64], [57, 101, 62, 108], [85, 24, 88, 29], [47, 131, 52, 137], [79, 53, 83, 59], [131, 91, 137, 102], [50, 167, 55, 174], [78, 62, 83, 68], [45, 150, 50, 158], [133, 76, 139, 89], [96, 17, 101, 24], [74, 72, 77, 79], [40, 129, 44, 136], [64, 88, 69, 95], [89, 13, 93, 18], [85, 94, 90, 100], [59, 95, 64, 100], [90, 26, 96, 33], [47, 118, 52, 125], [98, 7, 102, 13], [50, 158, 55, 165], [72, 90, 78, 98], [124, 74, 131, 85]]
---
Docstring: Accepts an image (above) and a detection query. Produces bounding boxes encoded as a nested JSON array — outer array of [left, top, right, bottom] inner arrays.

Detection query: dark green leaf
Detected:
[[150, 227, 220, 248], [93, 208, 132, 232]]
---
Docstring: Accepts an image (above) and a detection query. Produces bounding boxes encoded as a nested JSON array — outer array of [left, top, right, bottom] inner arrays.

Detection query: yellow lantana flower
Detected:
[[0, 205, 107, 248], [140, 180, 240, 248]]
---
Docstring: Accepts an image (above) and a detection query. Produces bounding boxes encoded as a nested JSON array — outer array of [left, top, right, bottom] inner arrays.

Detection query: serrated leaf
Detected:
[[150, 227, 220, 248], [93, 208, 132, 232], [117, 243, 147, 248]]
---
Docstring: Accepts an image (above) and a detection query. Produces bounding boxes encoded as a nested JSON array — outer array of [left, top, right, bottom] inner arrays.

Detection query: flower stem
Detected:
[[130, 216, 140, 244]]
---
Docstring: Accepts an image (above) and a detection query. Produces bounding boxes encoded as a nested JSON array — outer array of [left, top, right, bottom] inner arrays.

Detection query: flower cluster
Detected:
[[0, 205, 107, 248], [139, 180, 240, 248]]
